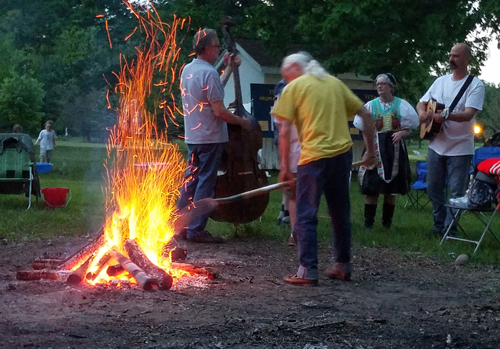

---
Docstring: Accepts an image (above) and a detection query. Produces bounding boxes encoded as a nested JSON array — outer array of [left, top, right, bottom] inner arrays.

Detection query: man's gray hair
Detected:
[[193, 28, 218, 55], [282, 52, 328, 79]]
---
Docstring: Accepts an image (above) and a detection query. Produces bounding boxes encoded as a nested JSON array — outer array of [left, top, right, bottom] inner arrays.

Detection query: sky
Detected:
[[479, 40, 500, 86]]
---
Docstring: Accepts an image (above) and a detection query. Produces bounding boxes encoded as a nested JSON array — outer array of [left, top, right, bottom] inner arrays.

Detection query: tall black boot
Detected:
[[364, 204, 377, 230], [382, 203, 396, 228]]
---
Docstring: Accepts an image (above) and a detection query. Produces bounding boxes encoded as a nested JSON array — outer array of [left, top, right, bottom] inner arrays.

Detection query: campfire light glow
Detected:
[[82, 2, 192, 286]]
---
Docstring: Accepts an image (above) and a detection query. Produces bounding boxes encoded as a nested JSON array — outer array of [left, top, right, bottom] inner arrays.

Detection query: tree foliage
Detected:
[[0, 0, 499, 137], [0, 74, 45, 134]]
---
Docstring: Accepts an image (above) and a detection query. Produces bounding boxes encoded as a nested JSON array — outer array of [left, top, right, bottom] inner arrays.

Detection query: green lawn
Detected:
[[1, 139, 499, 266]]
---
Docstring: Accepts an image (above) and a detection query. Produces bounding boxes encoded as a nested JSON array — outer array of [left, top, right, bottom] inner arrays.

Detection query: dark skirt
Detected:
[[360, 131, 411, 196]]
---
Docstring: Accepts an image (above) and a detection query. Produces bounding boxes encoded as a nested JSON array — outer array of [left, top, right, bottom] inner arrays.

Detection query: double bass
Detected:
[[210, 17, 269, 225]]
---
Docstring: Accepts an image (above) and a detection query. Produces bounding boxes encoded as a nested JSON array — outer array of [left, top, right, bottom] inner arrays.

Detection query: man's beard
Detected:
[[449, 61, 457, 70]]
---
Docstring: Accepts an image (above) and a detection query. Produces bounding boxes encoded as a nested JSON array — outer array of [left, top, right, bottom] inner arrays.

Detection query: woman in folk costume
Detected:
[[353, 73, 419, 230]]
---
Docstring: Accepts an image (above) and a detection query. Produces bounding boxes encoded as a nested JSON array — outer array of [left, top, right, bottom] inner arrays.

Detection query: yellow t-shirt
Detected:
[[271, 74, 363, 165]]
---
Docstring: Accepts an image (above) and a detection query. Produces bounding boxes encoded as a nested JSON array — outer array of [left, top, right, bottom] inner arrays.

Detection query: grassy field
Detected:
[[1, 139, 499, 265]]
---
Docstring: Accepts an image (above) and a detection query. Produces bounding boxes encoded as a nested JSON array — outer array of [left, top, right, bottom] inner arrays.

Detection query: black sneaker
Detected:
[[187, 230, 224, 243]]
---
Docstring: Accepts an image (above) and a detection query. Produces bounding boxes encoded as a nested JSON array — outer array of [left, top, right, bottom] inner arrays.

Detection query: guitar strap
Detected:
[[448, 74, 474, 112]]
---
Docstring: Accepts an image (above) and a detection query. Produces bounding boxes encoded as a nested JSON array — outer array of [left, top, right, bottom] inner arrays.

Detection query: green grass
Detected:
[[1, 140, 499, 266]]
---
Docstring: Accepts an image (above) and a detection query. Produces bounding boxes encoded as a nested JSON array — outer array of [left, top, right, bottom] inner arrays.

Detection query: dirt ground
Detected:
[[1, 235, 500, 349]]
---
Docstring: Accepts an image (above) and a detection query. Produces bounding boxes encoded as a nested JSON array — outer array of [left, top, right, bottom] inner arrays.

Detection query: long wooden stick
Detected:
[[174, 159, 369, 233]]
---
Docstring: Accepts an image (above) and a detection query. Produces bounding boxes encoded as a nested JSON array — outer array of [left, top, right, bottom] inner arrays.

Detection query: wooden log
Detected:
[[106, 264, 125, 276], [109, 248, 158, 291], [67, 254, 95, 286], [86, 252, 112, 281], [171, 262, 220, 280], [16, 269, 73, 281], [32, 259, 63, 270], [124, 239, 173, 290], [58, 225, 105, 271]]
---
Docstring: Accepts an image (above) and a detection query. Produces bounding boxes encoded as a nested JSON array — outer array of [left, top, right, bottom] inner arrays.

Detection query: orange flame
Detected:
[[84, 2, 192, 286]]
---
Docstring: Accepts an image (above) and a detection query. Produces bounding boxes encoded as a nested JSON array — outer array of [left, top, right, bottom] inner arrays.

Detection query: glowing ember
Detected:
[[82, 2, 192, 286]]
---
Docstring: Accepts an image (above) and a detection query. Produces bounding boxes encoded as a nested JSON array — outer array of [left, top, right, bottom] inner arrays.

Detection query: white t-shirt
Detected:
[[353, 97, 419, 131], [419, 74, 484, 156], [37, 129, 56, 150]]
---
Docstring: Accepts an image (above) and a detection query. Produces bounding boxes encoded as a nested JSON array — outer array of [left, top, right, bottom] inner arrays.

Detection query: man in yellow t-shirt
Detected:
[[272, 52, 376, 286]]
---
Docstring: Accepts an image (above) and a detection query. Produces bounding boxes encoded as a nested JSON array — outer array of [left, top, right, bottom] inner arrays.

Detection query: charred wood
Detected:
[[32, 259, 63, 270], [16, 269, 72, 281], [124, 239, 173, 290], [106, 264, 125, 276], [58, 225, 105, 271], [67, 254, 95, 286], [171, 262, 220, 280], [109, 248, 158, 291], [86, 252, 112, 280]]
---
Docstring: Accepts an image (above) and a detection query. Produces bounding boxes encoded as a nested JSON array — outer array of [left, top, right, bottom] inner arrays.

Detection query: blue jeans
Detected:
[[294, 150, 353, 280], [427, 148, 472, 234], [177, 143, 225, 238]]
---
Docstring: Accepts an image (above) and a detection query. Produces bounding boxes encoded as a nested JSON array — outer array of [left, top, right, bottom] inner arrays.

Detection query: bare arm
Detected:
[[356, 106, 377, 167], [210, 100, 250, 130], [447, 107, 478, 122], [219, 55, 241, 87], [416, 101, 430, 123]]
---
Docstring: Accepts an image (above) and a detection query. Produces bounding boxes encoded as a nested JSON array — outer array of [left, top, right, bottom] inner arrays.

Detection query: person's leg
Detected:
[[292, 161, 323, 281], [382, 194, 396, 228], [185, 143, 224, 238], [46, 150, 53, 164], [323, 150, 353, 277], [444, 154, 473, 234], [40, 148, 47, 163], [426, 148, 448, 233], [286, 175, 297, 246], [364, 195, 378, 230]]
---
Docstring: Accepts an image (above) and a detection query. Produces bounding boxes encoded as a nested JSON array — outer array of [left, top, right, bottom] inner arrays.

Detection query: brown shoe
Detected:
[[283, 274, 318, 286], [325, 268, 351, 281], [287, 236, 296, 247]]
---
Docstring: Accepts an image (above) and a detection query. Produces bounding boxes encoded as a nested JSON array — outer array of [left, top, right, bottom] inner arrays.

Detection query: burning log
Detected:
[[109, 248, 158, 291], [16, 269, 72, 281], [67, 254, 95, 286], [106, 264, 125, 276], [124, 239, 173, 290], [171, 262, 220, 280], [32, 259, 63, 270], [58, 226, 105, 271], [86, 252, 112, 281]]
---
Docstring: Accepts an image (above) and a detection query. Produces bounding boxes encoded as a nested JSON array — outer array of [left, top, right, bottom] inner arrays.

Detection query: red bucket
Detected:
[[41, 187, 70, 208]]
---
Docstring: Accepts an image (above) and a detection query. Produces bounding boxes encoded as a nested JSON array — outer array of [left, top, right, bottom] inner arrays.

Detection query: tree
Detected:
[[478, 83, 500, 137], [0, 74, 45, 134]]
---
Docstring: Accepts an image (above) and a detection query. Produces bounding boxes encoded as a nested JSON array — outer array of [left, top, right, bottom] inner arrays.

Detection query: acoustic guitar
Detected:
[[419, 98, 445, 140]]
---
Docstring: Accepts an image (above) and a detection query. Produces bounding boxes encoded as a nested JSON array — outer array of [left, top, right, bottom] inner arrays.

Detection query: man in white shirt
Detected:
[[416, 43, 485, 236]]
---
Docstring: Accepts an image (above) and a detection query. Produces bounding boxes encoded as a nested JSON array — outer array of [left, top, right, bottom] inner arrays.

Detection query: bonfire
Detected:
[[17, 2, 219, 290]]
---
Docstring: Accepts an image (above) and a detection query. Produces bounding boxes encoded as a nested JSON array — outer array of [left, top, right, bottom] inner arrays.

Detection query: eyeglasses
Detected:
[[211, 44, 221, 49], [375, 82, 389, 87]]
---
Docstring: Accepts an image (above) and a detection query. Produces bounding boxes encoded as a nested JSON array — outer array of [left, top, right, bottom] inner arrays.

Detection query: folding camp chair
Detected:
[[440, 171, 500, 253], [405, 161, 430, 209], [0, 133, 41, 209]]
